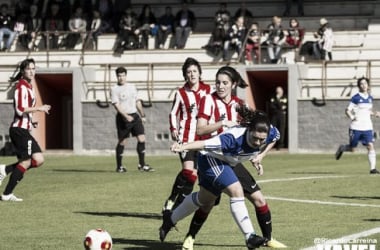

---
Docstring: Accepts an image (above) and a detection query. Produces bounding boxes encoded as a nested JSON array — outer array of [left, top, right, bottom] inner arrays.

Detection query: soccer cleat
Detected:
[[370, 169, 380, 174], [0, 164, 6, 186], [246, 234, 266, 250], [162, 199, 175, 213], [265, 238, 288, 248], [159, 210, 174, 242], [138, 164, 155, 172], [116, 166, 127, 173], [182, 234, 195, 250], [335, 145, 345, 160], [1, 193, 23, 202]]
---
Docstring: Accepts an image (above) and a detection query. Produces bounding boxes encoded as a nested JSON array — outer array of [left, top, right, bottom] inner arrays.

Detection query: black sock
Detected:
[[5, 162, 17, 175], [4, 166, 25, 195], [137, 142, 145, 166], [188, 208, 209, 238], [256, 204, 272, 240], [173, 180, 194, 209], [168, 171, 186, 201], [116, 144, 124, 168]]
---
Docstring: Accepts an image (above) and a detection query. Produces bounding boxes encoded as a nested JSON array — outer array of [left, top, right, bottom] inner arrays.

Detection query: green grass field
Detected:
[[0, 153, 379, 250]]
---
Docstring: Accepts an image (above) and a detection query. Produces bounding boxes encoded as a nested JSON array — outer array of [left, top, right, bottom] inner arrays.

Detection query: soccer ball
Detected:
[[83, 228, 112, 250]]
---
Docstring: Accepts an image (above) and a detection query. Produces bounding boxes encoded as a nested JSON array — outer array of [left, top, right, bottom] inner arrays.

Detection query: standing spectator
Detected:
[[60, 7, 87, 50], [336, 77, 380, 174], [283, 0, 304, 16], [203, 2, 231, 57], [174, 2, 196, 49], [223, 16, 247, 62], [0, 3, 16, 51], [113, 7, 139, 55], [155, 6, 175, 49], [159, 108, 275, 249], [0, 58, 51, 201], [234, 2, 253, 26], [43, 3, 64, 50], [263, 16, 285, 64], [162, 57, 212, 213], [245, 22, 260, 65], [269, 86, 287, 150], [313, 18, 333, 61], [110, 66, 154, 173], [137, 4, 157, 49]]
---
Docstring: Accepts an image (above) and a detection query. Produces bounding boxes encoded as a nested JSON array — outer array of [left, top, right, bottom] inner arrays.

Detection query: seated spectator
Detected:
[[284, 18, 304, 48], [84, 10, 103, 50], [113, 7, 139, 55], [28, 4, 43, 50], [155, 6, 175, 49], [174, 2, 196, 49], [0, 3, 16, 51], [43, 3, 64, 50], [137, 4, 156, 49], [13, 13, 31, 51], [262, 16, 285, 63], [234, 2, 253, 26], [95, 0, 114, 32], [60, 7, 87, 50], [203, 2, 231, 57], [245, 22, 260, 65], [313, 17, 333, 60], [223, 16, 246, 62]]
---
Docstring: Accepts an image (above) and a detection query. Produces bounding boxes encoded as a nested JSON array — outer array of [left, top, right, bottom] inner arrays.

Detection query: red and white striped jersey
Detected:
[[169, 81, 211, 143], [11, 79, 36, 130], [198, 92, 243, 139]]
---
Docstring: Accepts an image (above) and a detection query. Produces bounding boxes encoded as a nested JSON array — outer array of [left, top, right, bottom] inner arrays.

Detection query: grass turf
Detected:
[[0, 153, 379, 249]]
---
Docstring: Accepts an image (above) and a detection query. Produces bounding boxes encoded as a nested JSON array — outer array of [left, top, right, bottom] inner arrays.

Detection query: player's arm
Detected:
[[196, 117, 223, 136], [136, 99, 146, 122], [113, 102, 133, 122], [15, 87, 50, 115], [345, 107, 355, 121]]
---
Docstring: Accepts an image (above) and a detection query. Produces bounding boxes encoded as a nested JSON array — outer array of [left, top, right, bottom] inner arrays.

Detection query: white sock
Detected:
[[230, 197, 254, 240], [171, 192, 202, 224], [368, 150, 376, 170]]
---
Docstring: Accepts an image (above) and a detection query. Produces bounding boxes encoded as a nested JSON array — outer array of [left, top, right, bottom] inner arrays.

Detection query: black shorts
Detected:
[[9, 127, 42, 161], [233, 163, 261, 195], [179, 150, 198, 169], [116, 113, 144, 140]]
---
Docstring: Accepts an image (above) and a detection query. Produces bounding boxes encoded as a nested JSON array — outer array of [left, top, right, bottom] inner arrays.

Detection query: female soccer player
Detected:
[[159, 106, 276, 249], [181, 66, 286, 249], [335, 77, 380, 174], [0, 58, 51, 201], [162, 57, 212, 212]]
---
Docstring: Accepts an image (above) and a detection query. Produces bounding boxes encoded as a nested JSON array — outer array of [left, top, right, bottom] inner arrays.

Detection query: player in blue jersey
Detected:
[[159, 107, 276, 249], [335, 77, 380, 174]]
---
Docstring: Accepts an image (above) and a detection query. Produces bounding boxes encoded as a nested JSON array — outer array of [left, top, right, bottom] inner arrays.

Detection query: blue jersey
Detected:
[[348, 92, 373, 131], [200, 125, 280, 166]]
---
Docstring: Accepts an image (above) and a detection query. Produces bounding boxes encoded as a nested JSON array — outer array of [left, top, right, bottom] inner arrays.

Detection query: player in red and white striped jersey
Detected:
[[163, 57, 212, 212], [0, 58, 51, 202]]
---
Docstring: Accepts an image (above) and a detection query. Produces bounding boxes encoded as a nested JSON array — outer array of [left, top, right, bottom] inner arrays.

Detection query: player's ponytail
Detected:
[[236, 105, 270, 133]]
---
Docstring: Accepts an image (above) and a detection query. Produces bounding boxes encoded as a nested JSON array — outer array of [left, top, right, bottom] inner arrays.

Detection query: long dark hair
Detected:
[[9, 58, 35, 82], [236, 105, 270, 133], [216, 66, 248, 88]]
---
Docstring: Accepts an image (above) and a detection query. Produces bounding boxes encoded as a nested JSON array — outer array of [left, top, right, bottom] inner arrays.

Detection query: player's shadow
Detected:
[[114, 238, 242, 249], [75, 211, 162, 220], [331, 195, 380, 200], [51, 169, 113, 173], [363, 218, 380, 222]]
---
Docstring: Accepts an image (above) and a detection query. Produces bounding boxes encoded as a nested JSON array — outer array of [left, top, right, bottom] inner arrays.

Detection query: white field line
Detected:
[[257, 175, 348, 184], [265, 196, 380, 208], [301, 227, 380, 250]]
